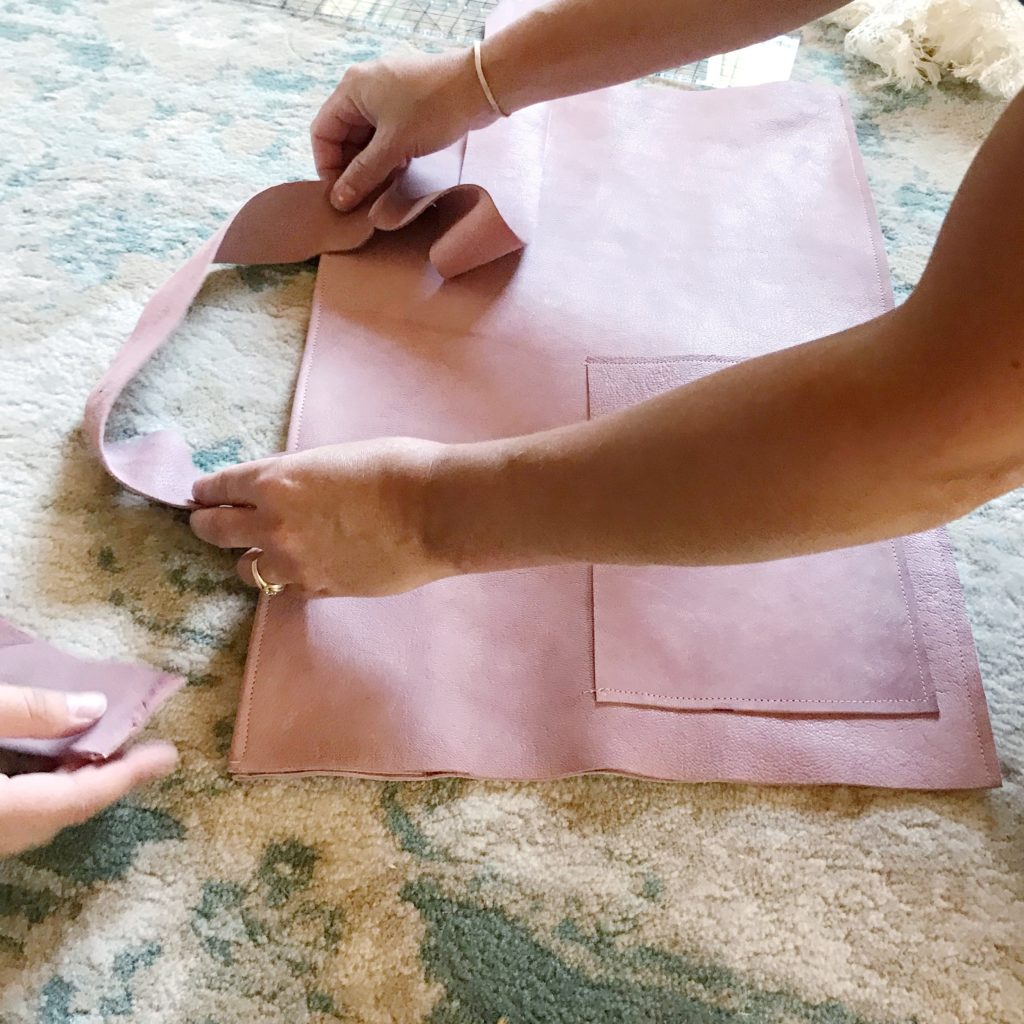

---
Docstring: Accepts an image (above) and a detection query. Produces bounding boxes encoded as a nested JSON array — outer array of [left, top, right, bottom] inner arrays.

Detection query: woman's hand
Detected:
[[190, 438, 457, 598], [311, 49, 496, 212], [311, 0, 846, 215], [0, 685, 178, 857]]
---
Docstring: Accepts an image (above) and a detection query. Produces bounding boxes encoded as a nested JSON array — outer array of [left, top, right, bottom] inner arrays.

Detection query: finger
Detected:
[[0, 684, 107, 739], [190, 507, 265, 550], [334, 130, 375, 184], [311, 92, 372, 182], [0, 743, 179, 854], [331, 131, 400, 211], [192, 463, 264, 508], [238, 549, 295, 591], [345, 124, 373, 148], [332, 142, 365, 190]]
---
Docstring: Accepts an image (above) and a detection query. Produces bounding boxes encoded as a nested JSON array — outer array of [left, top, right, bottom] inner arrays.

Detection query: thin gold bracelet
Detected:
[[473, 40, 509, 118]]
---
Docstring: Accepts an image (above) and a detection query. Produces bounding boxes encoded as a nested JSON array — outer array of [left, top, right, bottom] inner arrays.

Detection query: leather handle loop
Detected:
[[84, 106, 545, 507]]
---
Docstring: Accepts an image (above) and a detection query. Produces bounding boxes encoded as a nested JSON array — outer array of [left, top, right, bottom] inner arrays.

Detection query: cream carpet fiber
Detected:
[[0, 1, 1020, 1020]]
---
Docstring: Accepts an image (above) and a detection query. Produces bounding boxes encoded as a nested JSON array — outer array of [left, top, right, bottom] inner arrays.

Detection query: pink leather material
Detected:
[[224, 81, 996, 788], [588, 357, 938, 715], [84, 162, 537, 507], [85, 15, 1000, 788], [0, 617, 183, 765]]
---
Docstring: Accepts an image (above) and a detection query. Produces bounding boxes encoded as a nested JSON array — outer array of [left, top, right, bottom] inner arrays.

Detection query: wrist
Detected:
[[423, 426, 593, 578], [477, 11, 566, 115], [423, 439, 510, 577], [443, 47, 500, 132]]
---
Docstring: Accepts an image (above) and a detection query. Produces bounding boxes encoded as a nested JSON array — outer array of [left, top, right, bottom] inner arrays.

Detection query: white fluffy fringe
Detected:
[[822, 0, 1024, 98]]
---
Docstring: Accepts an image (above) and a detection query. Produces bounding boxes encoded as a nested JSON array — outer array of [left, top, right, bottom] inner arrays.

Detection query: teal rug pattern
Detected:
[[0, 1, 1021, 1021]]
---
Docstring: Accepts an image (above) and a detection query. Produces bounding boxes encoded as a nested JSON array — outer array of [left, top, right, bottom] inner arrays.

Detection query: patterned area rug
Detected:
[[1, 1, 1022, 1021]]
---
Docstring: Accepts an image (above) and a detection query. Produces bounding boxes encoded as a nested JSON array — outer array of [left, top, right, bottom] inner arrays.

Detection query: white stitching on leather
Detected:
[[239, 257, 326, 764], [586, 354, 936, 711], [594, 690, 929, 704]]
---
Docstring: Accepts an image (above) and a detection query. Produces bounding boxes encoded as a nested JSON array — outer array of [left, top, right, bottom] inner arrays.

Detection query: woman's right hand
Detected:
[[312, 48, 498, 213]]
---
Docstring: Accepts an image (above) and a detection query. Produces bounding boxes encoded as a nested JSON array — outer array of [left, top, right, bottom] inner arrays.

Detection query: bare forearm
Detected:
[[430, 313, 975, 569], [483, 0, 843, 113], [427, 89, 1024, 572]]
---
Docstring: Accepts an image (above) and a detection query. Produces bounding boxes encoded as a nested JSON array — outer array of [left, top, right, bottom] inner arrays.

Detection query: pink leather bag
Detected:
[[83, 6, 1000, 788]]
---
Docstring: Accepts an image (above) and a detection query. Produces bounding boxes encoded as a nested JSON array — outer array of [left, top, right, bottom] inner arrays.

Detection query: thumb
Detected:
[[330, 131, 400, 211], [0, 684, 107, 740]]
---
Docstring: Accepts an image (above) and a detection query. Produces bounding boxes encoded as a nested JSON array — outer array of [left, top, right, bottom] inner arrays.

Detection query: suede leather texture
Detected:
[[0, 618, 182, 766], [82, 10, 998, 788]]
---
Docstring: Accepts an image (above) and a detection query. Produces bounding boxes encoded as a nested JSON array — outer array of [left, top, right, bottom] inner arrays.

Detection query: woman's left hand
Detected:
[[190, 439, 455, 598], [0, 685, 178, 857]]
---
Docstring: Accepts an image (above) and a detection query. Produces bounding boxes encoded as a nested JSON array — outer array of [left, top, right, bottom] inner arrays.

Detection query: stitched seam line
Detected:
[[290, 260, 324, 452], [588, 357, 933, 711], [594, 689, 932, 705], [238, 596, 269, 763], [891, 537, 929, 700], [238, 258, 325, 764], [586, 354, 736, 367], [838, 91, 890, 316], [937, 532, 997, 781]]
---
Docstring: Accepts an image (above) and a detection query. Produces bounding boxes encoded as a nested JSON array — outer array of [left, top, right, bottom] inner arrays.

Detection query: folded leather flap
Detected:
[[215, 95, 547, 280], [85, 103, 546, 509], [0, 628, 185, 763], [214, 162, 533, 280], [586, 356, 939, 716], [215, 180, 376, 266]]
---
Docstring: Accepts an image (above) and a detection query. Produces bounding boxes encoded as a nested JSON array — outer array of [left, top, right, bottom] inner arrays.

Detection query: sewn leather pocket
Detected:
[[586, 356, 938, 715]]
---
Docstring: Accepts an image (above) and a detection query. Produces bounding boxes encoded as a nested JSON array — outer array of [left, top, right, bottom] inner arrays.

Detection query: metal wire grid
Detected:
[[230, 0, 726, 85], [241, 0, 495, 44]]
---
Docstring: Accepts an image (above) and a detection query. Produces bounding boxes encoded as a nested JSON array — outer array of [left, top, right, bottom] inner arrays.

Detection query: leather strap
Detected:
[[83, 162, 536, 507], [85, 0, 547, 509]]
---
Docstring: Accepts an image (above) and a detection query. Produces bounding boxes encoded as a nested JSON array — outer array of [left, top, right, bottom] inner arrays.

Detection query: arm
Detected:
[[482, 0, 839, 113], [430, 87, 1024, 569], [192, 91, 1024, 595], [0, 686, 177, 856], [313, 0, 842, 209]]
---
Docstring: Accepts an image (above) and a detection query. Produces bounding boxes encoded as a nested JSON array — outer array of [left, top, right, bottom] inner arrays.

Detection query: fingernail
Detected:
[[141, 743, 180, 778], [67, 691, 108, 724], [150, 743, 179, 769], [331, 183, 355, 210]]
